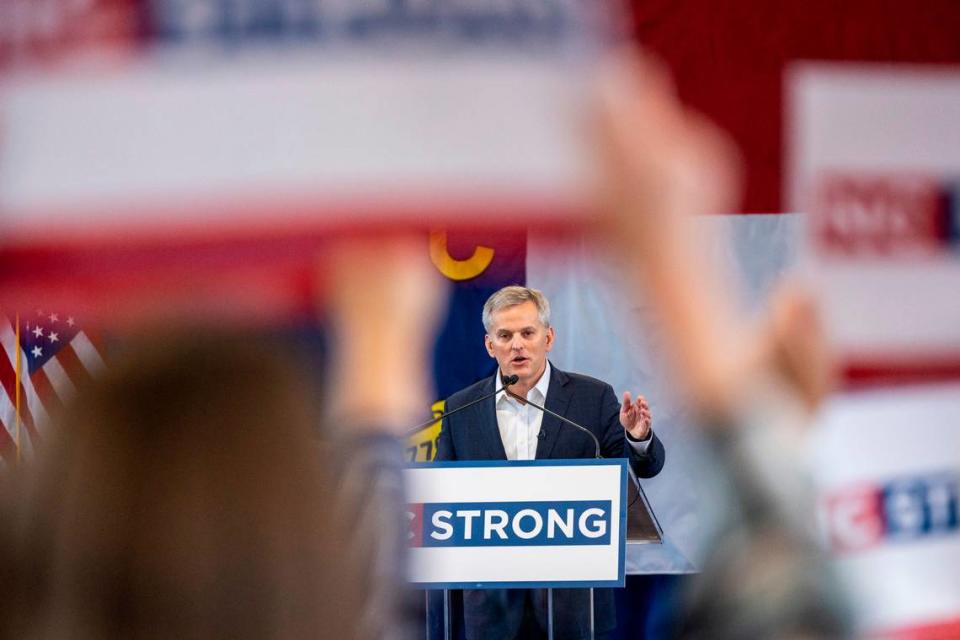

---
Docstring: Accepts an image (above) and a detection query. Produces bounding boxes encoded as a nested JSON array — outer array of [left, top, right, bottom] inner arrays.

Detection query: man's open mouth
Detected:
[[512, 356, 529, 365]]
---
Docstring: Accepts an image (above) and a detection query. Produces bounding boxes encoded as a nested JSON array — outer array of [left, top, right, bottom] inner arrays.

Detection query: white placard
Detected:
[[811, 383, 960, 635], [0, 52, 589, 242], [404, 459, 627, 589], [786, 64, 960, 370]]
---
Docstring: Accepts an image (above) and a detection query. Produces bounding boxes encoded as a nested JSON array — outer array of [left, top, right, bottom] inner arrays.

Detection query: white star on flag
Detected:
[[2, 314, 107, 467]]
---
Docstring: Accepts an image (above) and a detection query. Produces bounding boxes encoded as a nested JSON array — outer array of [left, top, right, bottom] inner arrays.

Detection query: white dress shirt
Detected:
[[494, 361, 653, 460], [495, 361, 552, 460]]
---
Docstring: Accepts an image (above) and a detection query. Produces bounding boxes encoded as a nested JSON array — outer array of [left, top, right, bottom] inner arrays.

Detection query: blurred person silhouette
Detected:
[[324, 237, 446, 640], [6, 237, 444, 640], [593, 52, 852, 639], [1, 458, 23, 640], [10, 330, 356, 640]]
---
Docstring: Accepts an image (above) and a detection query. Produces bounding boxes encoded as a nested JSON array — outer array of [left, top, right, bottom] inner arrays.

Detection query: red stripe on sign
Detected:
[[869, 615, 960, 640], [408, 503, 425, 548], [0, 205, 579, 327], [0, 252, 319, 327], [0, 194, 587, 248], [822, 484, 884, 553], [841, 355, 960, 389]]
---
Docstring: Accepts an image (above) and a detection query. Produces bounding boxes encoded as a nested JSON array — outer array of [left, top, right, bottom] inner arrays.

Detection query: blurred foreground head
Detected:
[[12, 332, 358, 639]]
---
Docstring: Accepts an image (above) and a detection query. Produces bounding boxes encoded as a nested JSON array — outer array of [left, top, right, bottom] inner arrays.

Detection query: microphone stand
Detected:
[[406, 374, 519, 437], [506, 390, 601, 640], [512, 390, 659, 539], [506, 388, 656, 640], [414, 374, 518, 640], [504, 389, 602, 459]]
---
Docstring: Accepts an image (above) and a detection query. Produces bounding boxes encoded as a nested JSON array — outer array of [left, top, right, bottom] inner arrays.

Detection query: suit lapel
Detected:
[[477, 375, 508, 460], [535, 364, 572, 460]]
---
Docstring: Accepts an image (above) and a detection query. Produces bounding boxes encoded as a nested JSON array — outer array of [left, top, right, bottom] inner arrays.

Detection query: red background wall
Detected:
[[630, 0, 960, 213]]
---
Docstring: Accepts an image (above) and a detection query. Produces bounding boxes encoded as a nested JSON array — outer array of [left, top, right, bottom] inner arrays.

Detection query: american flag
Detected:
[[0, 310, 106, 466]]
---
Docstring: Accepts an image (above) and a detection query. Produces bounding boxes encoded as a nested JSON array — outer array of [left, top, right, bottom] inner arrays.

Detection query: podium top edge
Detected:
[[406, 459, 629, 470]]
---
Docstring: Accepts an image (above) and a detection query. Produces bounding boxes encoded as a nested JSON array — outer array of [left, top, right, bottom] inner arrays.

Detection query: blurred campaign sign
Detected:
[[0, 56, 588, 234], [791, 64, 960, 638], [812, 383, 960, 638], [0, 0, 616, 324], [404, 460, 627, 588], [787, 64, 960, 385]]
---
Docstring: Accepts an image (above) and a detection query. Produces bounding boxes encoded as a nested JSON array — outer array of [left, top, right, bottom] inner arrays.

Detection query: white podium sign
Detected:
[[404, 459, 627, 589], [786, 64, 960, 381]]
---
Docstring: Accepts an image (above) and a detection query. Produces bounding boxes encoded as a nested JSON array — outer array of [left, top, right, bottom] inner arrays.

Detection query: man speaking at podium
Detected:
[[436, 285, 666, 640]]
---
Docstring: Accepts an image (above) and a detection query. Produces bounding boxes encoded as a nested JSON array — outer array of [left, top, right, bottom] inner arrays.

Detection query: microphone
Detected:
[[406, 374, 519, 435], [508, 389, 601, 459]]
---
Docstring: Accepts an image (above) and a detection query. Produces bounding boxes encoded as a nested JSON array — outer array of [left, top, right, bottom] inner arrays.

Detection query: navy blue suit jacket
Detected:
[[435, 364, 665, 640], [436, 364, 665, 476]]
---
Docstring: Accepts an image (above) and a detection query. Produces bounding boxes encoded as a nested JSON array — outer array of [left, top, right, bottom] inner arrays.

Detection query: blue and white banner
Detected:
[[812, 383, 960, 637], [0, 0, 603, 322], [788, 64, 960, 384], [404, 459, 627, 589]]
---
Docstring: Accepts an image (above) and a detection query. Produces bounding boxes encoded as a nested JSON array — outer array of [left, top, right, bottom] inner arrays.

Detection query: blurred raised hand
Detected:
[[324, 235, 447, 433], [592, 51, 833, 422]]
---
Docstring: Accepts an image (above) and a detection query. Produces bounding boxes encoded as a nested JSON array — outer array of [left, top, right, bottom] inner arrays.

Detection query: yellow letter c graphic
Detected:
[[429, 231, 495, 281]]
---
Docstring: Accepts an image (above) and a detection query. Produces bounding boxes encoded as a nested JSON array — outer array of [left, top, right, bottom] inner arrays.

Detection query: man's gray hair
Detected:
[[482, 286, 551, 333]]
